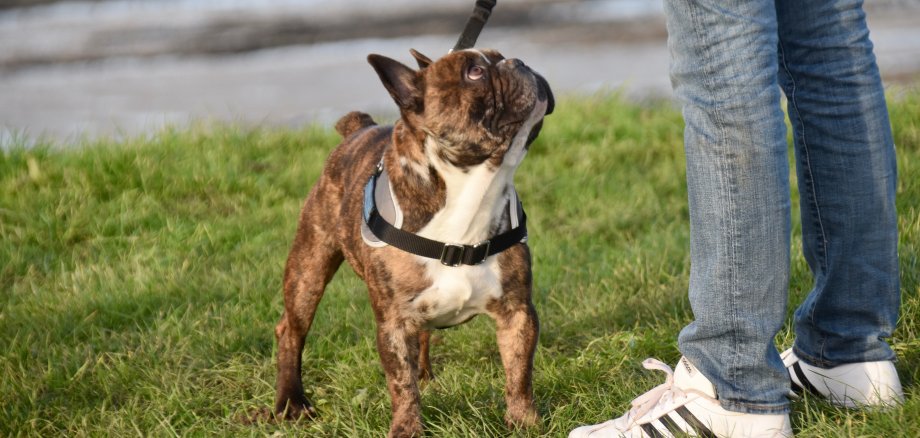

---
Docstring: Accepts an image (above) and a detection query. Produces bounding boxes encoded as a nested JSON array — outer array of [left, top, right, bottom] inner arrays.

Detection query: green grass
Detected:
[[2, 91, 919, 437]]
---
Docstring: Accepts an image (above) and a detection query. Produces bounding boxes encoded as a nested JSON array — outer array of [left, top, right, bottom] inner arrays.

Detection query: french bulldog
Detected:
[[272, 47, 553, 437]]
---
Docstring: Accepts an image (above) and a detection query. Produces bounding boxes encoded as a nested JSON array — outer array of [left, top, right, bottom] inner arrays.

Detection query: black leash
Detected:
[[453, 0, 497, 51]]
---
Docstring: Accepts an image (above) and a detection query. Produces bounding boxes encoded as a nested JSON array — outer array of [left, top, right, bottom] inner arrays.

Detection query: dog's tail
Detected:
[[335, 111, 377, 139]]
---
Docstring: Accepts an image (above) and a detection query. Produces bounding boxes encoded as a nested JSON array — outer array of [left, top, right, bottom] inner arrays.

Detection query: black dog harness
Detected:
[[361, 162, 527, 267]]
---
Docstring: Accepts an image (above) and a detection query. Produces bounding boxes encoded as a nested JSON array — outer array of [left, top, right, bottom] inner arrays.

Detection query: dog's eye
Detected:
[[467, 65, 485, 81]]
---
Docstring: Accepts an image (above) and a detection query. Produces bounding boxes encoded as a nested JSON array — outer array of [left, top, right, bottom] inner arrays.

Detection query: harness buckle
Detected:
[[440, 244, 465, 267], [439, 241, 490, 266]]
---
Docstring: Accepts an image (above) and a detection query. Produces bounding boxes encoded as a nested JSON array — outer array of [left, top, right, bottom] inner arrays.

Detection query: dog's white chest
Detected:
[[414, 259, 503, 328], [409, 159, 515, 328]]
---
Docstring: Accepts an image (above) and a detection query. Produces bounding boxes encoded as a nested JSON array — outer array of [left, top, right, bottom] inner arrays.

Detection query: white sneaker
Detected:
[[569, 357, 793, 438], [781, 348, 904, 408]]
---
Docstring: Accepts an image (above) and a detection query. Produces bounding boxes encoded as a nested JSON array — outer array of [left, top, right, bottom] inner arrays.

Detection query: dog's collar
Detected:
[[361, 161, 527, 267]]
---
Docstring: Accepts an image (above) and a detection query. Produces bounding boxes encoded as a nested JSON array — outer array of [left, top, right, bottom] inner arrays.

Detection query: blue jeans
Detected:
[[664, 0, 900, 414]]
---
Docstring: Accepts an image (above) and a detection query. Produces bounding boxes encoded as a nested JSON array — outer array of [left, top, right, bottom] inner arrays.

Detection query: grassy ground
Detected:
[[1, 91, 919, 437]]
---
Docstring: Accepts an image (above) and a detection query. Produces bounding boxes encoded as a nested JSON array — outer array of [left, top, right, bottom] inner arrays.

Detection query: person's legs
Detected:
[[774, 0, 900, 368], [571, 2, 806, 434], [570, 0, 901, 434], [668, 0, 791, 414]]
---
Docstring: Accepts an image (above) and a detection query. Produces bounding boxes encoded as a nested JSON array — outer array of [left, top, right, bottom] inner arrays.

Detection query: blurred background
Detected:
[[1, 0, 919, 144]]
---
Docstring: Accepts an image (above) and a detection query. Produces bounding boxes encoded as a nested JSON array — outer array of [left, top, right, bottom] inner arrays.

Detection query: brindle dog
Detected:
[[273, 48, 553, 437]]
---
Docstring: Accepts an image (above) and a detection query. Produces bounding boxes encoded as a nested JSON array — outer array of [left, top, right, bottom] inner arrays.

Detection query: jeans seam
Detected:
[[685, 0, 742, 390], [777, 36, 828, 353]]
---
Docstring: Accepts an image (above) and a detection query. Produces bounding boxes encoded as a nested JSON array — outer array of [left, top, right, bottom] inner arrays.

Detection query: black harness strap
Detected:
[[367, 206, 526, 267], [364, 166, 527, 267], [453, 0, 497, 51]]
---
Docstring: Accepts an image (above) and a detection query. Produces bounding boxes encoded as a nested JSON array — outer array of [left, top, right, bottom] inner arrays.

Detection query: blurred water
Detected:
[[1, 0, 918, 145], [2, 0, 661, 20]]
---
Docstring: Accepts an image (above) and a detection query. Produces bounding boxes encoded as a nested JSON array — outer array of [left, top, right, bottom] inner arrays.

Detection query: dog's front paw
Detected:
[[273, 398, 319, 422], [504, 405, 540, 429], [387, 418, 423, 438], [418, 368, 434, 382]]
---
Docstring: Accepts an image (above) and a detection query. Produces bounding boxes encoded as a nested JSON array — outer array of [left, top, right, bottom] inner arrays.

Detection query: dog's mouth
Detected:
[[535, 72, 555, 116], [512, 69, 553, 148], [497, 74, 553, 129], [491, 64, 553, 137], [523, 104, 547, 149]]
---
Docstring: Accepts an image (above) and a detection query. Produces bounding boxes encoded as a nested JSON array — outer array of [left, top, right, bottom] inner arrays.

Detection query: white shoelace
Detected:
[[623, 358, 687, 428]]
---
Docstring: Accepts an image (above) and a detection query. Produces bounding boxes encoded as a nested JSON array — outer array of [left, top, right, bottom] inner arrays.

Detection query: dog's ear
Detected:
[[368, 54, 422, 112], [409, 49, 433, 69]]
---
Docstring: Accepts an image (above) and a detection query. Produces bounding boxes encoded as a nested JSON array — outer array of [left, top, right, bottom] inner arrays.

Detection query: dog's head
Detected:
[[368, 49, 553, 170]]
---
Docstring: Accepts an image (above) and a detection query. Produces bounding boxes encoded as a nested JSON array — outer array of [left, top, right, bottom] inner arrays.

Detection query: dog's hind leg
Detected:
[[273, 203, 344, 420], [417, 330, 433, 381]]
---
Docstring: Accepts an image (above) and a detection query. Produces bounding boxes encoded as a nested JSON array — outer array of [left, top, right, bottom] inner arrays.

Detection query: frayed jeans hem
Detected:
[[792, 346, 897, 369], [718, 398, 790, 415]]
